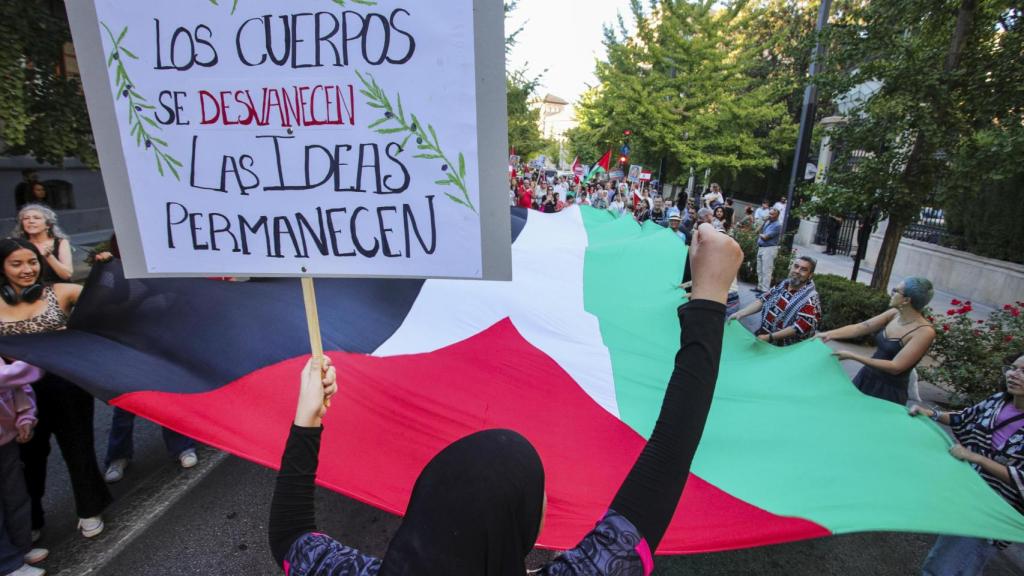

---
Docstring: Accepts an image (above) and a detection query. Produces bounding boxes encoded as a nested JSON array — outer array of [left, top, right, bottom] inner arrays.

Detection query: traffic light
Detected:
[[623, 129, 633, 137], [619, 155, 628, 165]]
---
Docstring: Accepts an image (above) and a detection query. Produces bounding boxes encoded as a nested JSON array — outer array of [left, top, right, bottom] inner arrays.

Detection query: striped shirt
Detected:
[[757, 279, 821, 346], [949, 392, 1024, 548]]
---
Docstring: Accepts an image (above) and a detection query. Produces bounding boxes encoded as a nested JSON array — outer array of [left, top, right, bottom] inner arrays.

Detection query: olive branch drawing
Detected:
[[101, 23, 183, 180], [207, 0, 376, 15], [356, 71, 476, 214]]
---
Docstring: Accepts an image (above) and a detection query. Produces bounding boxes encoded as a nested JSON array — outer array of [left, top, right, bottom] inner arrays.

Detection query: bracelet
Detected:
[[929, 408, 943, 422]]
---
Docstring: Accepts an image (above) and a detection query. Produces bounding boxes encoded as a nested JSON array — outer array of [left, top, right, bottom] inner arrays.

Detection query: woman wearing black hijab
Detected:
[[269, 223, 742, 575]]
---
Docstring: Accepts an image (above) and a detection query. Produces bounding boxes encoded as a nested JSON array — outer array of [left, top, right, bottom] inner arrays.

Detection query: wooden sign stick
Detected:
[[300, 277, 329, 407]]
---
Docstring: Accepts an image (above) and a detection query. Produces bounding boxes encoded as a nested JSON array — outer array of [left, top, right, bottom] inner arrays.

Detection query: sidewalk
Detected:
[[791, 246, 997, 319]]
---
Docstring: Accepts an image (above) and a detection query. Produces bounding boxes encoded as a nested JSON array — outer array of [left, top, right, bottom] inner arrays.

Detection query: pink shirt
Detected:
[[993, 402, 1024, 451]]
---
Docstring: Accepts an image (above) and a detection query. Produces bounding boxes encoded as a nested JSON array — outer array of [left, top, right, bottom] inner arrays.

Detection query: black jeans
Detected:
[[19, 374, 111, 529]]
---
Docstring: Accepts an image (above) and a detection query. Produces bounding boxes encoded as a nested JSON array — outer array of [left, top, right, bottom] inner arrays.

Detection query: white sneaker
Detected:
[[24, 548, 48, 564], [77, 516, 104, 538], [178, 449, 198, 469], [7, 563, 45, 575], [104, 459, 128, 483]]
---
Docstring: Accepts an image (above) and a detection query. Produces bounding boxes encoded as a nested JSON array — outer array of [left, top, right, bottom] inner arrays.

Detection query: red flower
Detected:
[[943, 325, 950, 332], [959, 305, 973, 314], [973, 330, 981, 336], [1006, 304, 1014, 311], [977, 319, 985, 324], [951, 299, 962, 306], [927, 316, 935, 322], [947, 309, 956, 316], [1012, 308, 1021, 318], [1007, 335, 1015, 343]]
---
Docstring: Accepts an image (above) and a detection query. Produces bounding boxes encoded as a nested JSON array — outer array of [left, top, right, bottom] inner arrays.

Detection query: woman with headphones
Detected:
[[0, 238, 111, 542]]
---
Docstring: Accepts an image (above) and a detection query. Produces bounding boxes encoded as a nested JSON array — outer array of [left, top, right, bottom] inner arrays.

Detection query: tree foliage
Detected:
[[506, 70, 549, 161], [0, 0, 97, 167], [568, 0, 804, 183], [805, 0, 1024, 282]]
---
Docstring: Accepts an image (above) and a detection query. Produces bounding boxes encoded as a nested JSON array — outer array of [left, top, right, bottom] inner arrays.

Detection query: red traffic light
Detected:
[[619, 155, 628, 164], [623, 129, 633, 136]]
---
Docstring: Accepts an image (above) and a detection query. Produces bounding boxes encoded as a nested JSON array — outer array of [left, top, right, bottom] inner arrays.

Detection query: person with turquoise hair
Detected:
[[818, 277, 937, 405]]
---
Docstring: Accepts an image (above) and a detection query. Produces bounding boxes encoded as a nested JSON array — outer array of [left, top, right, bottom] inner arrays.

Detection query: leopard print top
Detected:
[[0, 287, 68, 336]]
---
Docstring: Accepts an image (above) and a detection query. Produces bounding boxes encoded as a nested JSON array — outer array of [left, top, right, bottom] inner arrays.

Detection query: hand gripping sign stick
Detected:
[[301, 277, 330, 408]]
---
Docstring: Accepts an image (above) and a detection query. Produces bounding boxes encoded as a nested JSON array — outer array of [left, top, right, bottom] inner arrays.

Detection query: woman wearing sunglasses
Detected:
[[817, 277, 936, 405]]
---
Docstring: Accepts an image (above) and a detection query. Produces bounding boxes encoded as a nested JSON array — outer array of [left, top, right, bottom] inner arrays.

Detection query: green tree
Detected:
[[506, 70, 549, 161], [570, 0, 800, 186], [0, 0, 97, 167], [807, 0, 1022, 286]]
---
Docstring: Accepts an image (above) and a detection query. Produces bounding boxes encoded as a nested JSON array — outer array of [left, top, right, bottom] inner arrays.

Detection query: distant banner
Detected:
[[639, 170, 652, 182], [627, 164, 642, 183], [67, 0, 510, 280]]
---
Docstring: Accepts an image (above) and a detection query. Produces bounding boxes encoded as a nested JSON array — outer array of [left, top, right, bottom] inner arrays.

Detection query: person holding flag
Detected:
[[268, 223, 743, 575], [583, 151, 612, 185]]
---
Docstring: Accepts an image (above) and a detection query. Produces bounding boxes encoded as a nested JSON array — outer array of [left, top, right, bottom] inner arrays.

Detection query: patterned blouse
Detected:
[[0, 287, 69, 336], [283, 510, 652, 576], [757, 279, 821, 346], [949, 392, 1024, 547]]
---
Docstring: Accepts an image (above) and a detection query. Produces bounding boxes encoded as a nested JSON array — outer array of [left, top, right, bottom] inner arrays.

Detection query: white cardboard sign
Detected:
[[67, 0, 511, 280]]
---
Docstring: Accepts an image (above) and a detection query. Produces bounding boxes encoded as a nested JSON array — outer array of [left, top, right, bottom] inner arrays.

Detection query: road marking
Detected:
[[47, 447, 227, 576]]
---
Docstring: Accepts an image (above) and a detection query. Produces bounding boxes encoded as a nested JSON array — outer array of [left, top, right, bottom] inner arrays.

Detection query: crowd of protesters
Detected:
[[0, 171, 1016, 575]]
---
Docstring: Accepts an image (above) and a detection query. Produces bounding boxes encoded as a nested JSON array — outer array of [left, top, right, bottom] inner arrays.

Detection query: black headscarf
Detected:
[[379, 429, 545, 576]]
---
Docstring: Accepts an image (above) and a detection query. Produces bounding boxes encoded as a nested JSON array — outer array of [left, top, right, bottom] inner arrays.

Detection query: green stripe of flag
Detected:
[[578, 206, 1024, 542]]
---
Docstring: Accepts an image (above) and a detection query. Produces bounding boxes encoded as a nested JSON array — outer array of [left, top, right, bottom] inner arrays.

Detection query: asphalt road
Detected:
[[90, 454, 1024, 575], [33, 400, 185, 549]]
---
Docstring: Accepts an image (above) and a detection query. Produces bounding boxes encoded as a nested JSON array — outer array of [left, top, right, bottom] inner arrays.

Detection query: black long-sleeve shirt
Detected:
[[269, 299, 726, 573]]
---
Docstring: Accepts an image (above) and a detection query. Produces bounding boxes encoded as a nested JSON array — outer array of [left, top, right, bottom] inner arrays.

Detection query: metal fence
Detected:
[[812, 215, 859, 256], [903, 207, 966, 250]]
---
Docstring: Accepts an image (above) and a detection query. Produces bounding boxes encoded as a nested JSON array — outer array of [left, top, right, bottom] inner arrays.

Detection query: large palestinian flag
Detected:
[[1, 206, 1022, 553]]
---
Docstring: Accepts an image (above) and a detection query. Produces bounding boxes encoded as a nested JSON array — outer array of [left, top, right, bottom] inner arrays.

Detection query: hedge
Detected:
[[813, 274, 891, 341]]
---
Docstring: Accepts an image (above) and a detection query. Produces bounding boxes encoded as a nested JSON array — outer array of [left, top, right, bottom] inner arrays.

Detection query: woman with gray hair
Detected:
[[11, 204, 73, 282], [818, 277, 937, 405]]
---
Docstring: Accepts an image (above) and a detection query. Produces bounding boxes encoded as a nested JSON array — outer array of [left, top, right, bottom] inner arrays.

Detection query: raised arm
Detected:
[[54, 282, 83, 313], [267, 357, 337, 567], [610, 223, 742, 552]]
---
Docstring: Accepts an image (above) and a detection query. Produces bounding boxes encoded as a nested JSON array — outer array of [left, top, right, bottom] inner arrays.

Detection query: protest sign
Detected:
[[627, 164, 642, 183], [67, 0, 510, 280]]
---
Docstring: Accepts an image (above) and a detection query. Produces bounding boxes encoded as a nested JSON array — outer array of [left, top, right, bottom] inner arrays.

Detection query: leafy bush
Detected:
[[921, 300, 1024, 406], [812, 274, 891, 343], [732, 228, 793, 285]]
